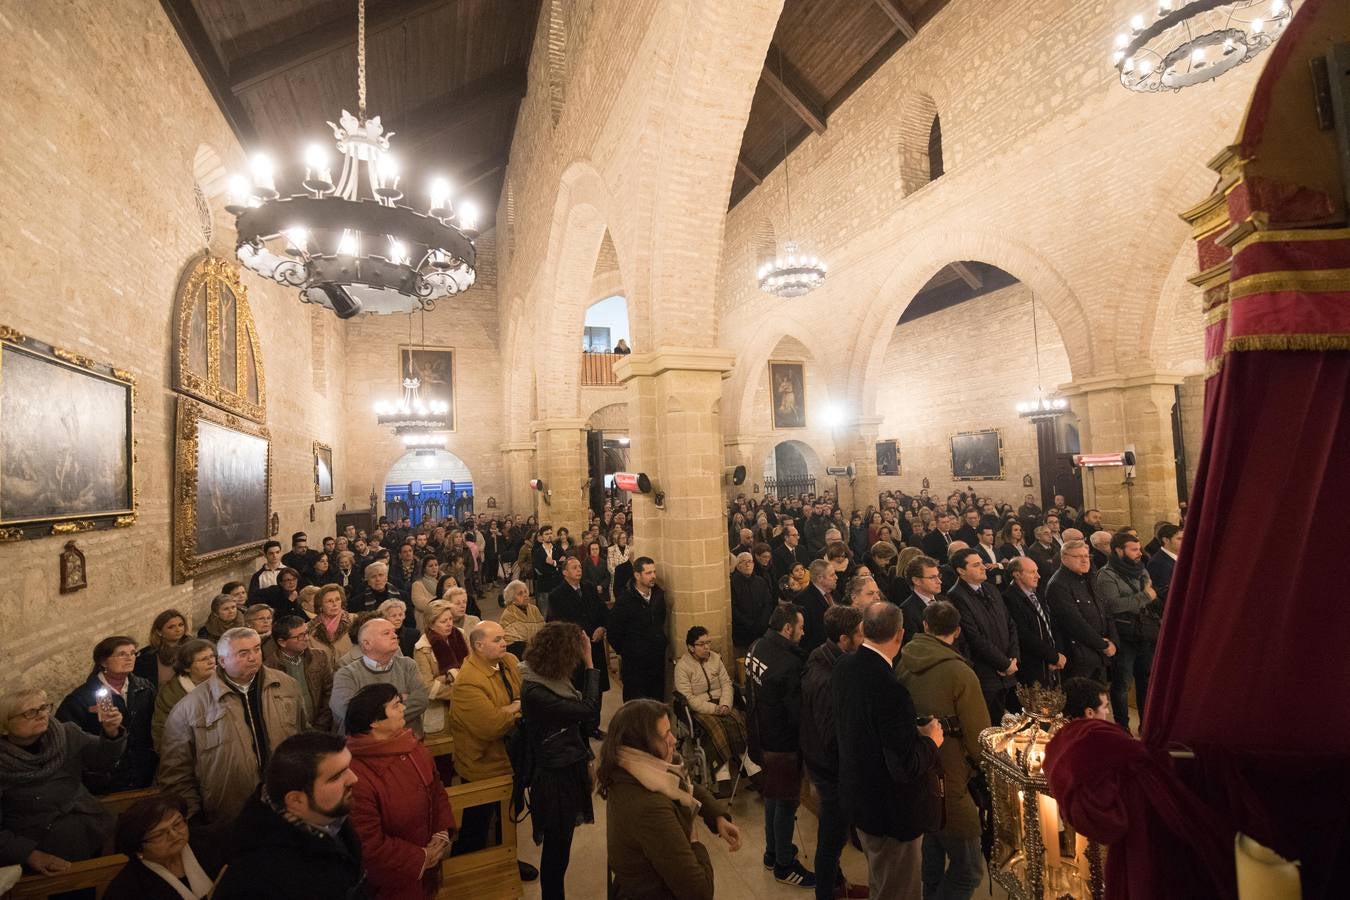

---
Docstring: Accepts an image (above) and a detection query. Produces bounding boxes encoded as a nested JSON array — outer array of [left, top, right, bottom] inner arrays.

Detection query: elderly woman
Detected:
[[0, 687, 125, 874], [442, 586, 481, 640], [308, 584, 356, 671], [135, 609, 190, 686], [522, 622, 600, 899], [413, 600, 467, 741], [104, 793, 217, 899], [607, 530, 634, 600], [345, 684, 454, 900], [409, 555, 442, 630], [151, 639, 216, 753], [57, 635, 157, 792], [673, 627, 755, 788], [196, 592, 240, 641], [296, 584, 320, 620], [598, 699, 740, 900], [499, 579, 545, 658], [379, 597, 419, 658]]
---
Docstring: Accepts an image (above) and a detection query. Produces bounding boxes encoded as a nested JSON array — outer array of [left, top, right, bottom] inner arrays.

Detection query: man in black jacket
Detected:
[[833, 601, 943, 898], [948, 548, 1020, 723], [953, 509, 982, 547], [1003, 557, 1065, 687], [898, 555, 944, 646], [547, 556, 611, 732], [746, 601, 815, 888], [730, 552, 774, 652], [920, 513, 957, 561], [214, 732, 367, 899], [800, 606, 866, 900], [771, 525, 808, 589], [281, 532, 319, 579], [798, 559, 836, 654], [1026, 525, 1060, 579], [606, 557, 667, 701], [531, 525, 562, 601], [1045, 540, 1117, 681], [1145, 523, 1183, 605]]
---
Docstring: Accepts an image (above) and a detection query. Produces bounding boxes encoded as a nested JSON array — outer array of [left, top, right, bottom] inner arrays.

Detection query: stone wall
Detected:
[[0, 1, 347, 694]]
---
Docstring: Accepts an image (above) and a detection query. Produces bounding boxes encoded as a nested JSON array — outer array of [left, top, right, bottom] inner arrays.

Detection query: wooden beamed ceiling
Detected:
[[731, 0, 949, 208], [161, 0, 541, 233]]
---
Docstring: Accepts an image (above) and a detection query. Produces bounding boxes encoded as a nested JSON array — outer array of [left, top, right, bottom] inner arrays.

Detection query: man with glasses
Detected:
[[1045, 540, 1117, 682], [899, 556, 945, 647], [264, 616, 334, 731], [158, 627, 308, 826]]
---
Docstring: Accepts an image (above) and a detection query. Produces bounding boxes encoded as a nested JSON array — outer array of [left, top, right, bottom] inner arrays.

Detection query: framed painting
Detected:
[[314, 441, 334, 502], [173, 396, 271, 582], [875, 440, 900, 476], [769, 361, 806, 429], [0, 327, 136, 540], [399, 345, 456, 431], [950, 429, 1005, 481]]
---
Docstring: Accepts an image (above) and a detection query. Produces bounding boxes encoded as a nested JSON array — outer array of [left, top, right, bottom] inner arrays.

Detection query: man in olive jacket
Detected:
[[899, 601, 992, 900]]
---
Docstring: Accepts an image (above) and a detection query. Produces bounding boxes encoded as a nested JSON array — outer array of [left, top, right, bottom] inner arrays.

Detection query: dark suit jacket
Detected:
[[898, 592, 931, 646], [833, 646, 940, 841], [972, 543, 1007, 590], [953, 525, 981, 547], [532, 542, 562, 593], [1146, 551, 1177, 606], [948, 580, 1018, 694], [771, 541, 807, 587], [1045, 567, 1118, 680], [797, 586, 830, 654], [1027, 542, 1059, 579], [921, 530, 955, 563], [547, 581, 608, 636], [1004, 585, 1060, 687]]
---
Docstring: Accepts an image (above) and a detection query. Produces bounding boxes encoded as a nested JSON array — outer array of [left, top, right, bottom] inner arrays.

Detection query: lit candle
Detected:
[[1038, 794, 1062, 868]]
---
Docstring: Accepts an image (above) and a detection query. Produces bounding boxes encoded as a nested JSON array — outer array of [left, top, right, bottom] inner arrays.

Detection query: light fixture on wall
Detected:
[[225, 0, 477, 318], [375, 312, 450, 435], [1015, 292, 1069, 421], [756, 49, 827, 298], [1112, 0, 1295, 93]]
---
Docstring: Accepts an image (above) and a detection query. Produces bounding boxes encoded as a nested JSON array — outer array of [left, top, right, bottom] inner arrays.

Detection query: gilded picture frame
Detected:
[[950, 429, 1005, 481], [0, 326, 136, 541], [875, 440, 900, 476], [172, 254, 267, 424], [59, 540, 88, 594], [173, 396, 272, 583], [769, 360, 806, 429], [398, 345, 456, 432], [314, 441, 334, 502]]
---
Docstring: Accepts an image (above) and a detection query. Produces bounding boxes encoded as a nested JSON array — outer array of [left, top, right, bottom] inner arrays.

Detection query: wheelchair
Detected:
[[671, 689, 744, 802]]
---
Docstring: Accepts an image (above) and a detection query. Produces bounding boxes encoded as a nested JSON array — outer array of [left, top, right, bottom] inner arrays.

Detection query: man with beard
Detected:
[[1096, 531, 1158, 731]]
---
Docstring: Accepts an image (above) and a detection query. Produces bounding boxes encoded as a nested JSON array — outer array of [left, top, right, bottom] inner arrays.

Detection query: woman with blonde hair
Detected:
[[196, 593, 239, 641], [410, 555, 442, 630], [308, 584, 356, 669], [296, 584, 320, 620], [135, 609, 189, 686], [442, 585, 481, 640], [413, 600, 469, 740]]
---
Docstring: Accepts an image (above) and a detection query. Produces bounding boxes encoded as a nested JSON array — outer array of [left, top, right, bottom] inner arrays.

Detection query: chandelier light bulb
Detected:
[[377, 153, 399, 188], [388, 238, 408, 264], [228, 174, 251, 205], [1114, 33, 1129, 49], [1250, 17, 1263, 33], [429, 177, 452, 212], [1270, 0, 1285, 13], [1191, 47, 1205, 64], [284, 226, 308, 251], [338, 229, 359, 256], [250, 153, 276, 192], [458, 200, 479, 230], [1129, 14, 1145, 32], [1158, 0, 1172, 12], [1223, 36, 1236, 53], [1138, 58, 1155, 75], [304, 143, 331, 181]]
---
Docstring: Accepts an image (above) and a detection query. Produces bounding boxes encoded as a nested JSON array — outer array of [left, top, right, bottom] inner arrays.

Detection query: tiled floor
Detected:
[[480, 588, 1012, 899]]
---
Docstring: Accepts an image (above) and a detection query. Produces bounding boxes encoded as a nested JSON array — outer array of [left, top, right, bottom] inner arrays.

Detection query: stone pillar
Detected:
[[616, 348, 738, 668], [499, 441, 537, 518], [529, 418, 590, 534], [1062, 371, 1185, 531], [833, 415, 884, 514]]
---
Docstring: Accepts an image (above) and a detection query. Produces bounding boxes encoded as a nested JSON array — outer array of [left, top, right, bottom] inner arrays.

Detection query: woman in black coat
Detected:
[[57, 635, 158, 793], [521, 623, 601, 900]]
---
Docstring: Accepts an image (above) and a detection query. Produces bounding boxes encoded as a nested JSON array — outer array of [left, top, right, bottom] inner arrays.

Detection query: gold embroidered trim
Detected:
[[1227, 269, 1350, 300]]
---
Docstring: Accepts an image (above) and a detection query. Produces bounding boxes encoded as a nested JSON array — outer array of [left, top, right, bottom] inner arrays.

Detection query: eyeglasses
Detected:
[[143, 815, 188, 844], [9, 703, 54, 721], [692, 640, 714, 647], [920, 573, 943, 581]]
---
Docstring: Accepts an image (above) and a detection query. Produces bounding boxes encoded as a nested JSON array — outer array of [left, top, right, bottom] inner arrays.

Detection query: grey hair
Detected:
[[1089, 530, 1112, 551], [377, 598, 405, 618], [217, 627, 261, 658], [0, 688, 48, 738], [364, 561, 389, 581], [1060, 539, 1088, 559], [502, 580, 528, 603]]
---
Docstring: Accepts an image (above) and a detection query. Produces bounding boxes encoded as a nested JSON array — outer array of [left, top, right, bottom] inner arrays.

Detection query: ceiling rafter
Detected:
[[159, 0, 257, 146], [871, 0, 917, 39], [226, 0, 453, 94], [454, 154, 509, 192], [737, 155, 763, 186], [950, 262, 983, 289], [394, 63, 529, 155], [762, 42, 826, 135]]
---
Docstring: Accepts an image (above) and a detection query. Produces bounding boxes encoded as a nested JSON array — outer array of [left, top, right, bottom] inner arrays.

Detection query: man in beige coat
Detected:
[[157, 627, 307, 825]]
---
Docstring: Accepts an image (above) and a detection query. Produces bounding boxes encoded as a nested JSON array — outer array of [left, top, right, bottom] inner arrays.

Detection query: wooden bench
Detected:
[[423, 733, 455, 760], [438, 774, 520, 900], [6, 854, 128, 900], [98, 787, 161, 817]]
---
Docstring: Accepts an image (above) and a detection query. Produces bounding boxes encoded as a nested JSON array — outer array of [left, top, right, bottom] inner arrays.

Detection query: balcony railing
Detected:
[[581, 351, 621, 386]]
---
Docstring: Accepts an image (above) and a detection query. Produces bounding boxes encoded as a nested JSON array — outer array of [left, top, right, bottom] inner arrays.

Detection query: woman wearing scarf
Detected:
[[409, 555, 442, 630], [196, 592, 241, 641], [135, 609, 190, 686], [307, 584, 356, 672], [345, 684, 455, 899], [56, 635, 158, 792], [0, 687, 125, 874], [520, 622, 601, 899], [151, 639, 216, 752], [442, 586, 481, 641], [581, 540, 611, 606], [104, 794, 218, 899], [413, 600, 469, 739], [597, 699, 741, 899]]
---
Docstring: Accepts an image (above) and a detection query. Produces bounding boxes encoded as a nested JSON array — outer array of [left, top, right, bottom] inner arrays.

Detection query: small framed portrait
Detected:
[[59, 541, 87, 594], [769, 361, 806, 429], [950, 429, 1005, 481], [314, 441, 334, 502], [875, 440, 900, 476]]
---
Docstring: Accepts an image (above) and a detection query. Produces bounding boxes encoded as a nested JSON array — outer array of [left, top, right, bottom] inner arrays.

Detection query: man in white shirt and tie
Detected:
[[1002, 557, 1065, 687]]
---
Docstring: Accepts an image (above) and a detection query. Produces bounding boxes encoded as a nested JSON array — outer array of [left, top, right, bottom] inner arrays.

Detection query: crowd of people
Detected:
[[1, 488, 1182, 898]]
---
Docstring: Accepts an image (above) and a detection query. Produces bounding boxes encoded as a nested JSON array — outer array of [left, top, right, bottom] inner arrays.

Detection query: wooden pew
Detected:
[[6, 854, 128, 900], [98, 787, 161, 817], [422, 733, 455, 760], [438, 774, 519, 900]]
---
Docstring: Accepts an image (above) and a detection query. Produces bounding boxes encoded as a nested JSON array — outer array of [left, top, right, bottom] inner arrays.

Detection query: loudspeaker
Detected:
[[724, 465, 747, 486]]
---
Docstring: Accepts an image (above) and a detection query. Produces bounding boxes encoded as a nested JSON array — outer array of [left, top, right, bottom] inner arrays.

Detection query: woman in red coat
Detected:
[[345, 683, 456, 899]]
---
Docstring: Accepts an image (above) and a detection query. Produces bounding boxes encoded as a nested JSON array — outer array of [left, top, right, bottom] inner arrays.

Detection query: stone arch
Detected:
[[1150, 237, 1206, 375], [758, 437, 827, 488], [586, 402, 628, 432], [726, 315, 842, 440], [382, 449, 476, 524], [898, 92, 941, 196], [546, 0, 567, 126], [192, 143, 229, 199], [847, 226, 1094, 420]]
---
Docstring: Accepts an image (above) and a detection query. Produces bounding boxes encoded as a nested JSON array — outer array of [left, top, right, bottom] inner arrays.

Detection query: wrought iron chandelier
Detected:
[[1015, 292, 1069, 420], [226, 0, 477, 318], [1112, 0, 1294, 93], [757, 49, 827, 298], [375, 313, 449, 437]]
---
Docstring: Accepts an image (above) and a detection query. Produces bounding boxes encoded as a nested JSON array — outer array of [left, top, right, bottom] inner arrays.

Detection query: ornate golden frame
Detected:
[[172, 254, 267, 423], [0, 325, 137, 541], [173, 396, 272, 583], [314, 440, 334, 502], [768, 359, 807, 430], [950, 428, 1006, 481], [398, 344, 458, 432]]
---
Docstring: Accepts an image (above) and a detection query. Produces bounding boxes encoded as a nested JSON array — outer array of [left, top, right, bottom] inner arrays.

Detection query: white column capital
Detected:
[[614, 346, 737, 382], [529, 417, 589, 434]]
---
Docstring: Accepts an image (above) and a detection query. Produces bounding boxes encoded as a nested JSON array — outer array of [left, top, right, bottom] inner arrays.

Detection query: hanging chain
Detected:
[[1030, 293, 1044, 394], [356, 0, 368, 121], [777, 46, 793, 239]]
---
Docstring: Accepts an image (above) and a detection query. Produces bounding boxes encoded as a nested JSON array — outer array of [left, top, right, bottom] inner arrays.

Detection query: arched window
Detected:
[[928, 114, 944, 181]]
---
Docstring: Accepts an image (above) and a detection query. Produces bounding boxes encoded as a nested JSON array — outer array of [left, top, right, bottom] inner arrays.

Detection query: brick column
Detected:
[[530, 419, 590, 534], [1062, 371, 1185, 531], [499, 441, 537, 518], [615, 348, 738, 670], [834, 415, 884, 514]]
